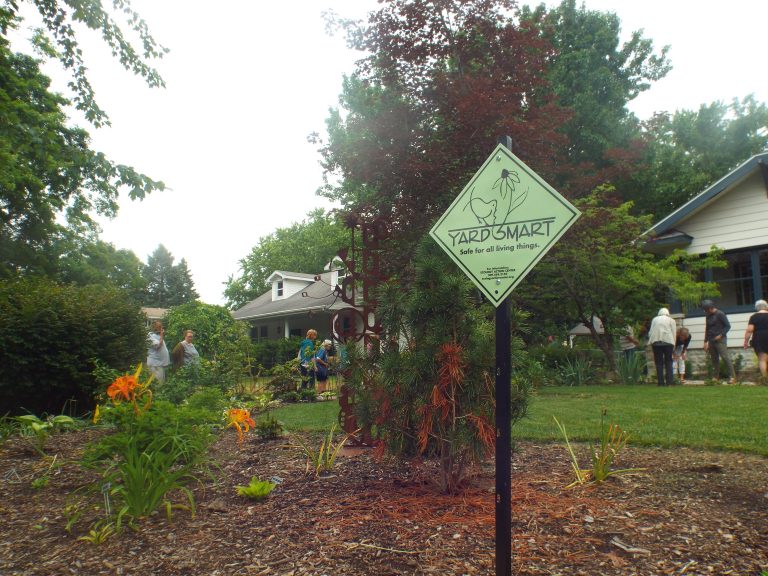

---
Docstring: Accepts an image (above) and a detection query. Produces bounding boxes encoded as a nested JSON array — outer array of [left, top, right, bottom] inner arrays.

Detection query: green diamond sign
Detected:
[[430, 143, 580, 306]]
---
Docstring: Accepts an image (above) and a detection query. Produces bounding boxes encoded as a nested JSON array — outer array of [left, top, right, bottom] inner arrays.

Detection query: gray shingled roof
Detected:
[[231, 271, 351, 321]]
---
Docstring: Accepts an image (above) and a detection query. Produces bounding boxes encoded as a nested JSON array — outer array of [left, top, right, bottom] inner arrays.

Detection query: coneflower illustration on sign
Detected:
[[430, 143, 580, 306], [464, 169, 524, 226]]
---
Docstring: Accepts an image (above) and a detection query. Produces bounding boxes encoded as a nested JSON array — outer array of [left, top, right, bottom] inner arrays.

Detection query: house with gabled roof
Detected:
[[231, 264, 355, 342], [644, 152, 768, 368]]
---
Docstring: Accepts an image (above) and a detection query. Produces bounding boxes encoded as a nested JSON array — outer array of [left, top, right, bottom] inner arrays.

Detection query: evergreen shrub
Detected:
[[0, 278, 145, 415]]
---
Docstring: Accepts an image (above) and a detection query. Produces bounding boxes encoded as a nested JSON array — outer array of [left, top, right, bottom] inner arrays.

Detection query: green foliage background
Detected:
[[0, 277, 146, 415]]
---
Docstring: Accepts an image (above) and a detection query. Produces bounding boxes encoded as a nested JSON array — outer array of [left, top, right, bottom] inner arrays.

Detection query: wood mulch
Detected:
[[0, 426, 766, 575]]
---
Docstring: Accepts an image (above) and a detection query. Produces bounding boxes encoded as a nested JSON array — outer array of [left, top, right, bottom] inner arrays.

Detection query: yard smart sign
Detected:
[[430, 143, 580, 305]]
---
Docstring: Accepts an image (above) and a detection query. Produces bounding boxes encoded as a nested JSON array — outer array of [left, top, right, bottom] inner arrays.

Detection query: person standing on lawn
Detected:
[[674, 326, 692, 383], [648, 307, 677, 386], [298, 329, 317, 389], [314, 339, 333, 393], [743, 299, 768, 379], [619, 325, 641, 361], [702, 299, 736, 383]]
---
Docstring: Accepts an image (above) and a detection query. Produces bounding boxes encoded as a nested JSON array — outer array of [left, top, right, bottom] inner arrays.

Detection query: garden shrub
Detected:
[[84, 400, 216, 466], [0, 278, 145, 415], [165, 301, 245, 360], [349, 238, 530, 493], [265, 360, 300, 399], [251, 337, 302, 370]]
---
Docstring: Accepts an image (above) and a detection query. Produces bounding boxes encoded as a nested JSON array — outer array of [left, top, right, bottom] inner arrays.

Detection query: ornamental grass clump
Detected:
[[554, 411, 645, 488], [293, 423, 358, 477]]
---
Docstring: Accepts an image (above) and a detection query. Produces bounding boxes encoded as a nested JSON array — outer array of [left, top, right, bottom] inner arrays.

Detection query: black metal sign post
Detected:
[[429, 134, 579, 576], [495, 134, 513, 576], [495, 296, 512, 576]]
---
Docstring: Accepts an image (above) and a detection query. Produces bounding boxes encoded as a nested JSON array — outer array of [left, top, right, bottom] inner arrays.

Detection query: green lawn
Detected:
[[517, 385, 767, 455], [271, 385, 768, 456]]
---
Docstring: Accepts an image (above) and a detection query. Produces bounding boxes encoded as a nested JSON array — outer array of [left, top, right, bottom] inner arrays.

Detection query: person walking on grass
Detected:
[[702, 299, 736, 384], [298, 329, 317, 389], [648, 307, 677, 386], [743, 299, 768, 380]]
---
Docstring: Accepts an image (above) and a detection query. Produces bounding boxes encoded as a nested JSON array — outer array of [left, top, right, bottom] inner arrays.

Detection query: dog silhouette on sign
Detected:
[[464, 169, 525, 226]]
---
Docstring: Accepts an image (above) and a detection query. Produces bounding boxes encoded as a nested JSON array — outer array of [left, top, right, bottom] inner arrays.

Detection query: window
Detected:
[[259, 326, 268, 339], [277, 280, 283, 297], [707, 247, 767, 310]]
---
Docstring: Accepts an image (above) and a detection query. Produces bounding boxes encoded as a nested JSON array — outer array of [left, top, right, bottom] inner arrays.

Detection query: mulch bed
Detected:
[[1, 428, 766, 575]]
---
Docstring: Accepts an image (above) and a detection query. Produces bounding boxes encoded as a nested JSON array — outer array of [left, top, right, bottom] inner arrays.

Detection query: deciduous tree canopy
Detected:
[[0, 2, 165, 278], [520, 186, 724, 370], [317, 0, 670, 277], [628, 95, 768, 216], [225, 209, 348, 309]]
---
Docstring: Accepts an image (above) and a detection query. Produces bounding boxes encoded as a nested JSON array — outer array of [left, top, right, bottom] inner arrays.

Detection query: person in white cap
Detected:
[[647, 307, 677, 386], [314, 339, 333, 391]]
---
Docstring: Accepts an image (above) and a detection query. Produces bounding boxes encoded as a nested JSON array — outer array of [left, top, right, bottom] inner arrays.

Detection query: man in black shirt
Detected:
[[701, 300, 736, 383]]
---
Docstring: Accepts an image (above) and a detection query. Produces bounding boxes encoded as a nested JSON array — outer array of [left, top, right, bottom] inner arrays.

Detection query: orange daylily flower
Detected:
[[105, 364, 154, 414], [227, 408, 256, 443], [107, 375, 138, 403]]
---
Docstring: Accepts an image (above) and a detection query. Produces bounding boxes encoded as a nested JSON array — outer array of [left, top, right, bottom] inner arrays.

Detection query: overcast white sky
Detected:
[[14, 0, 768, 305]]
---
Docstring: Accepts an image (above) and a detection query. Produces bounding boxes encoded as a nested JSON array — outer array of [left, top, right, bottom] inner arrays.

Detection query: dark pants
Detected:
[[300, 364, 315, 389], [652, 343, 674, 386], [707, 338, 735, 379]]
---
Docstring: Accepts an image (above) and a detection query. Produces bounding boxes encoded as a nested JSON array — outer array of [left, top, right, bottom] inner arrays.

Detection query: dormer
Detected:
[[266, 271, 316, 301], [323, 257, 348, 288]]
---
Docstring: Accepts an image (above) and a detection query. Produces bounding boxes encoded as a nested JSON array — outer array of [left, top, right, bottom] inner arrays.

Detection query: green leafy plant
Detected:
[[15, 414, 77, 456], [255, 414, 283, 440], [554, 412, 644, 488], [30, 454, 61, 489], [77, 520, 115, 545], [615, 353, 646, 385], [293, 423, 358, 477], [557, 356, 595, 386], [0, 413, 18, 446], [281, 391, 300, 403], [106, 435, 197, 526], [266, 360, 301, 399], [0, 278, 147, 415], [299, 389, 317, 402], [235, 477, 276, 500], [81, 375, 212, 530]]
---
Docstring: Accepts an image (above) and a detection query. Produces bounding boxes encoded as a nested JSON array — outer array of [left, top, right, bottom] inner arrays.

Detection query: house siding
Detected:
[[680, 172, 768, 254]]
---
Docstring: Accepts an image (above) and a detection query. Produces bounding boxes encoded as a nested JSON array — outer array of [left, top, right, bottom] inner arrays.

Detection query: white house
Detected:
[[231, 262, 359, 342], [644, 152, 768, 366]]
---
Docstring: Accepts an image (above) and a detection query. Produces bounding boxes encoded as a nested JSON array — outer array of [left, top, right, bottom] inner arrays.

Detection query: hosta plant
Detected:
[[235, 477, 276, 500], [15, 414, 77, 456]]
